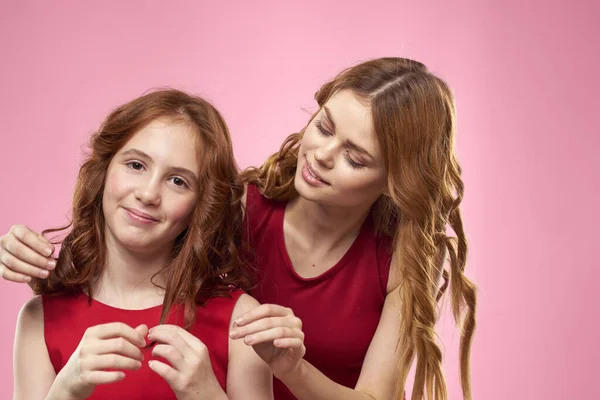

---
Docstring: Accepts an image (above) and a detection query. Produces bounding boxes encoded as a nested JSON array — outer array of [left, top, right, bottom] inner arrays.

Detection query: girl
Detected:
[[2, 58, 476, 400], [10, 89, 272, 399]]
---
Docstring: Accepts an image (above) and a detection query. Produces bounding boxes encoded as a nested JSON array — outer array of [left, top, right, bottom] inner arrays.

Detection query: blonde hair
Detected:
[[242, 58, 476, 399]]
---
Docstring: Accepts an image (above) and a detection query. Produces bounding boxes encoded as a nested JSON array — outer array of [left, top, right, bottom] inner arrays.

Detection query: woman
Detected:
[[2, 58, 476, 400], [10, 89, 272, 399]]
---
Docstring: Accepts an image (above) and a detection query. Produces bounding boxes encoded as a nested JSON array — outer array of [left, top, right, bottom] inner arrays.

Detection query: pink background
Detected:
[[1, 1, 598, 399]]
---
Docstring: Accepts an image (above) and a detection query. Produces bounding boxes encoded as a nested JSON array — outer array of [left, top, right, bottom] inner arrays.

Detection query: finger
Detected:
[[234, 304, 294, 326], [81, 370, 126, 385], [87, 323, 146, 347], [85, 354, 142, 371], [230, 316, 302, 339], [148, 328, 194, 357], [89, 338, 144, 361], [148, 360, 179, 387], [243, 327, 304, 346], [0, 263, 32, 283], [135, 324, 149, 339], [149, 325, 204, 353], [0, 230, 55, 271], [34, 230, 55, 252], [8, 224, 54, 258], [273, 338, 305, 350], [152, 344, 185, 370], [0, 251, 51, 279]]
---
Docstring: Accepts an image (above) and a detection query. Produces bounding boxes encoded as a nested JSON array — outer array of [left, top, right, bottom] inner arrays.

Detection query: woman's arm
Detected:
[[232, 253, 411, 400], [274, 289, 403, 400], [231, 293, 404, 399]]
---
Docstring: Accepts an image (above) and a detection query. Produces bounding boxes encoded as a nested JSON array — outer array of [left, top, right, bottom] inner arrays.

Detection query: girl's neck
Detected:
[[92, 237, 171, 310]]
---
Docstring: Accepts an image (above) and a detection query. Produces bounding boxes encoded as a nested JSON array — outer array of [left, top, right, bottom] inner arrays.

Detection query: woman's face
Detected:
[[295, 90, 387, 209]]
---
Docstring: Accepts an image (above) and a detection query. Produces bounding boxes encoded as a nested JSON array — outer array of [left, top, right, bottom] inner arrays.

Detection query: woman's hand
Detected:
[[0, 224, 55, 283], [230, 304, 306, 380]]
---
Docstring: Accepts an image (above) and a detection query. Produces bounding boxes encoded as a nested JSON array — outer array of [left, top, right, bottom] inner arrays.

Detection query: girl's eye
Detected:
[[127, 161, 144, 170], [169, 177, 188, 188]]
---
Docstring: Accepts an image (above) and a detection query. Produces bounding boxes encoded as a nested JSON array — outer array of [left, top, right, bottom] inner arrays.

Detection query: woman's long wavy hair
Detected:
[[32, 89, 252, 328], [242, 58, 476, 400]]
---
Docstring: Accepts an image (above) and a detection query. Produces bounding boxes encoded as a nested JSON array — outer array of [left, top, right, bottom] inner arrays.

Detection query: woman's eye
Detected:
[[315, 120, 332, 136]]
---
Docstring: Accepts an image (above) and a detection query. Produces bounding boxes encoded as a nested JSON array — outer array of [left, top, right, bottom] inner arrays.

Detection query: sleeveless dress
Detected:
[[244, 184, 393, 399], [43, 289, 243, 399]]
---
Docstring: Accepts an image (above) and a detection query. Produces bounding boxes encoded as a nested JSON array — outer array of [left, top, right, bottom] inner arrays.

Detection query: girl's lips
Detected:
[[123, 208, 159, 224]]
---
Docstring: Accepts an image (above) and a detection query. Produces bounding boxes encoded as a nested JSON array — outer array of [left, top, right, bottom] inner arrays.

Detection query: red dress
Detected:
[[43, 290, 243, 399], [244, 184, 393, 400]]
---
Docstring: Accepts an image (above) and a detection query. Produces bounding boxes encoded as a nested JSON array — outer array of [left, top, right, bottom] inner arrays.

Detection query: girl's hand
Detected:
[[148, 324, 225, 400], [54, 322, 147, 399]]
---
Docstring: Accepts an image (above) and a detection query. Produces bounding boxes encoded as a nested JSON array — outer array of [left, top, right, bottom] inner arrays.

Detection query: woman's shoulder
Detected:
[[242, 183, 283, 235]]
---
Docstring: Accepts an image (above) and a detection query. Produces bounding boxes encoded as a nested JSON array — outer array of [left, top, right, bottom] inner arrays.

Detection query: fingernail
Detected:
[[40, 270, 49, 278], [47, 260, 56, 270], [229, 330, 239, 339], [44, 248, 52, 256], [235, 318, 243, 325], [244, 336, 253, 345], [24, 276, 31, 283]]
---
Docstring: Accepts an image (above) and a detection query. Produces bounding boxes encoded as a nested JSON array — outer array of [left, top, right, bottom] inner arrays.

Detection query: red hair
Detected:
[[34, 89, 252, 328]]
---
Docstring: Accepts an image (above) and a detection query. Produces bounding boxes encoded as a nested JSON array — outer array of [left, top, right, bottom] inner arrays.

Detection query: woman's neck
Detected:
[[285, 195, 372, 251]]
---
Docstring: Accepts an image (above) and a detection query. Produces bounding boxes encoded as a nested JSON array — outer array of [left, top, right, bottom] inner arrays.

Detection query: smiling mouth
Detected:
[[124, 208, 159, 223], [304, 159, 329, 184]]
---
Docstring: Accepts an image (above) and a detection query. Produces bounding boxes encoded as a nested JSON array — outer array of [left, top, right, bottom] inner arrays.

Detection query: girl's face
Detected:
[[102, 118, 201, 255]]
